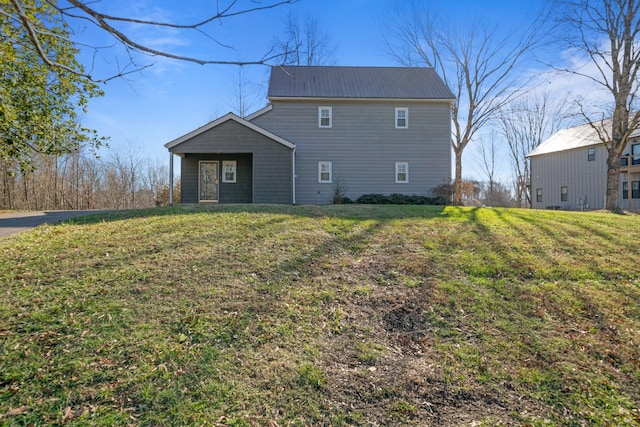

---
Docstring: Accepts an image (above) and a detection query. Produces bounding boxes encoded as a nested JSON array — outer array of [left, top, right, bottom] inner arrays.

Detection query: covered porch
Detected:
[[165, 113, 296, 205]]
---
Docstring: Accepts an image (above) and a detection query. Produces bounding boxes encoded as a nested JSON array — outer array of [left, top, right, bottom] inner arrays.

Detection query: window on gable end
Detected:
[[395, 162, 409, 183], [588, 147, 595, 161], [395, 107, 408, 128], [318, 106, 332, 128]]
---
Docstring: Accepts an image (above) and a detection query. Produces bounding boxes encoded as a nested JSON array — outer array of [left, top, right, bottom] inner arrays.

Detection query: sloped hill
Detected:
[[1, 205, 639, 425]]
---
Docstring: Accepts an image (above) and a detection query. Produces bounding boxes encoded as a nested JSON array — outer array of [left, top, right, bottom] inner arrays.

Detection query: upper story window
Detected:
[[318, 106, 332, 128], [587, 147, 595, 161], [633, 143, 640, 165], [318, 161, 332, 183], [395, 162, 409, 183], [395, 107, 408, 128]]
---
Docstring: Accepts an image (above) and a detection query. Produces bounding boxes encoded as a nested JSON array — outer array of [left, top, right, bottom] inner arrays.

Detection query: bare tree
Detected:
[[275, 11, 336, 66], [554, 0, 640, 213], [476, 132, 501, 206], [228, 66, 265, 117], [498, 91, 574, 208], [3, 0, 297, 82], [387, 1, 547, 204]]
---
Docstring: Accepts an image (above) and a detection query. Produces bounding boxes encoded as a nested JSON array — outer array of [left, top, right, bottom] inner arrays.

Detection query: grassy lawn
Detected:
[[1, 204, 639, 426]]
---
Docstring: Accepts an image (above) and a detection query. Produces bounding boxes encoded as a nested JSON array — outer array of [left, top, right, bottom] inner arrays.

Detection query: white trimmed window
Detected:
[[222, 160, 236, 183], [318, 106, 332, 128], [318, 161, 332, 183], [395, 162, 409, 183], [395, 107, 408, 128]]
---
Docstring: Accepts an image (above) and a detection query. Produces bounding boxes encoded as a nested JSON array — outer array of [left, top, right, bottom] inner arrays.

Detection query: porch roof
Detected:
[[165, 112, 295, 152]]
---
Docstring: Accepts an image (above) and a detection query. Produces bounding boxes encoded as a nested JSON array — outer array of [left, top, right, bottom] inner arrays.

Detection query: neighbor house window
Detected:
[[395, 107, 408, 128], [588, 147, 595, 161], [318, 107, 332, 128], [395, 162, 409, 183], [622, 181, 640, 199], [536, 188, 542, 203], [561, 186, 568, 202], [318, 161, 332, 183], [222, 161, 236, 183]]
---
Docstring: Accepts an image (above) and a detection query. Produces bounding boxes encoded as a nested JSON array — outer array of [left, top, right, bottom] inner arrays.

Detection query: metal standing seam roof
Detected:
[[527, 119, 640, 157], [267, 66, 455, 100], [526, 122, 603, 157]]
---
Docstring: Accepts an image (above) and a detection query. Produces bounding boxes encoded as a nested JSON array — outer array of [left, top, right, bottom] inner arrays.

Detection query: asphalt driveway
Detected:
[[0, 210, 109, 238]]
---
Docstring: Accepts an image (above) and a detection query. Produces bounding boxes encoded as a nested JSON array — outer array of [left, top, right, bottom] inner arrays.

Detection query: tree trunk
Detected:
[[605, 148, 623, 213], [453, 149, 463, 205]]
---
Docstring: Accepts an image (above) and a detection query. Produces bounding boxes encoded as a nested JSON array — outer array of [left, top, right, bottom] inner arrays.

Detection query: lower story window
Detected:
[[622, 181, 640, 199], [536, 188, 542, 203], [561, 186, 568, 202], [395, 162, 409, 183], [318, 161, 332, 183], [222, 160, 236, 183]]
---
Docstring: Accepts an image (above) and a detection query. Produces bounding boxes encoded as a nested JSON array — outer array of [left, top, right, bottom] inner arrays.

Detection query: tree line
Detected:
[[0, 146, 176, 210]]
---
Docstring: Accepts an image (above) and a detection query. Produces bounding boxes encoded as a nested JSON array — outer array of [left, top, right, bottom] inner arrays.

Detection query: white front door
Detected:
[[199, 161, 219, 202]]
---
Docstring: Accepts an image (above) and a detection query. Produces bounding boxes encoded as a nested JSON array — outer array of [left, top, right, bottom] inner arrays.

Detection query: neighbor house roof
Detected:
[[527, 117, 640, 158], [267, 66, 455, 100], [164, 112, 295, 152], [526, 122, 603, 158]]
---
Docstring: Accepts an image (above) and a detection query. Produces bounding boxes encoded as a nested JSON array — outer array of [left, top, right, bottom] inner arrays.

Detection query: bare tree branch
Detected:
[[7, 0, 297, 82]]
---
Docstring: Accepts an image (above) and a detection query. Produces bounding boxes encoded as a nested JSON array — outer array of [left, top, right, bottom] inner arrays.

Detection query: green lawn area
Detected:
[[1, 204, 639, 426]]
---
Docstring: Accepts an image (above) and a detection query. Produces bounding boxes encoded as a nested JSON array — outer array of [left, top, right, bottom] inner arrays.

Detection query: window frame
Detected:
[[561, 186, 568, 202], [318, 161, 332, 183], [587, 147, 595, 161], [623, 181, 640, 199], [222, 160, 237, 184], [395, 107, 408, 129], [318, 106, 332, 128], [536, 188, 542, 203], [633, 143, 640, 165], [395, 162, 409, 183]]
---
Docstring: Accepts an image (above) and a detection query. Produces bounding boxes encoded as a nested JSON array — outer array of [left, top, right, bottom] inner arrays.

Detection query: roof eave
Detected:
[[267, 96, 455, 103]]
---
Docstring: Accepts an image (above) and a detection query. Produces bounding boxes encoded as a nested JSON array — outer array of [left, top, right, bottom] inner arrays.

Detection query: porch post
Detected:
[[169, 152, 174, 206]]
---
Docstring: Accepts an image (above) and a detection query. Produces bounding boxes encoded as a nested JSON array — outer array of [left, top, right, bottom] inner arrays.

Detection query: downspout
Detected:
[[169, 152, 174, 206], [292, 147, 296, 205]]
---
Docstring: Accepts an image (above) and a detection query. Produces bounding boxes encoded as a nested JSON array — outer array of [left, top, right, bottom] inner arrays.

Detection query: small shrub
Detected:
[[332, 178, 349, 204]]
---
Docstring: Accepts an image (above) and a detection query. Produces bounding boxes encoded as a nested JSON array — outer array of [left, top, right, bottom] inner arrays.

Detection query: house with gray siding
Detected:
[[165, 66, 454, 205], [527, 121, 640, 210]]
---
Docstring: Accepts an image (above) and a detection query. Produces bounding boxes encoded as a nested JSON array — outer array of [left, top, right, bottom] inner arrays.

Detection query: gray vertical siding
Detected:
[[253, 100, 451, 204], [530, 142, 640, 210], [173, 120, 292, 204]]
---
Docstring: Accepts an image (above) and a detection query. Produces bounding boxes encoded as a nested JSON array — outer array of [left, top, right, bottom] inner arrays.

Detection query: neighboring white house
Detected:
[[527, 121, 640, 210], [165, 66, 455, 205]]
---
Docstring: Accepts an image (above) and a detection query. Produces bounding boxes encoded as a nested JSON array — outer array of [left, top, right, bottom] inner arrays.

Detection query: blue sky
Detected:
[[75, 0, 555, 180]]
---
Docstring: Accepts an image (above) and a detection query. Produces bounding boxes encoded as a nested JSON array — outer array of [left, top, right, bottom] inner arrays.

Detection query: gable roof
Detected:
[[527, 119, 640, 157], [164, 112, 295, 151], [526, 122, 602, 158], [267, 66, 455, 100]]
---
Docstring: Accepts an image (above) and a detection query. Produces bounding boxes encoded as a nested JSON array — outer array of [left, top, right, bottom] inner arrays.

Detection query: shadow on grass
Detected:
[[61, 203, 453, 226]]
